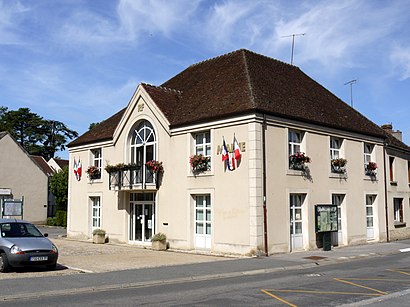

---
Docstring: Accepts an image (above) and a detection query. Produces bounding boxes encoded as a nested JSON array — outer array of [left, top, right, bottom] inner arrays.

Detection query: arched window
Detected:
[[130, 120, 156, 183]]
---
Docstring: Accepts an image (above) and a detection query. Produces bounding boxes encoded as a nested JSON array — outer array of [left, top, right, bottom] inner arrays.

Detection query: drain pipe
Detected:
[[262, 115, 268, 256], [383, 142, 390, 242]]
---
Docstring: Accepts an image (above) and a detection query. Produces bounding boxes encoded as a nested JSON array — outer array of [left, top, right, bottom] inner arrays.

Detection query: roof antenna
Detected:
[[344, 79, 357, 107], [282, 33, 306, 65]]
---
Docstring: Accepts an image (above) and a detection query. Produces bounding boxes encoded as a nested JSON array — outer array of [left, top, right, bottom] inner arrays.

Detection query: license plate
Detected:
[[30, 256, 48, 261]]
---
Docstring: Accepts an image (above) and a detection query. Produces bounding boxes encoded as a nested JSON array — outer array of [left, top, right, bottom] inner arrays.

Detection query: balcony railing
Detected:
[[108, 165, 158, 190]]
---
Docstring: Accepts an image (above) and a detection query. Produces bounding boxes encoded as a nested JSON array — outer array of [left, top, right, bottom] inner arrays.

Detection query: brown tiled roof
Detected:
[[30, 155, 55, 176], [54, 158, 69, 169], [162, 49, 385, 137], [70, 49, 389, 148]]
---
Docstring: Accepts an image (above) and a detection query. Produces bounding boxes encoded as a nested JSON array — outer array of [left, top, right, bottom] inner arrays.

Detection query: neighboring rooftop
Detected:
[[30, 155, 55, 176], [70, 49, 390, 148]]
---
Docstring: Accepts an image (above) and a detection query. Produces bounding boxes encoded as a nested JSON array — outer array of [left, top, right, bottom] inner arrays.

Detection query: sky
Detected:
[[1, 0, 409, 158]]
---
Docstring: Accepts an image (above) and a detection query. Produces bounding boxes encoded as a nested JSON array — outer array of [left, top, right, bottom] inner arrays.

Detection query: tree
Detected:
[[0, 106, 7, 131], [0, 107, 78, 160], [42, 120, 78, 160], [1, 108, 46, 155], [88, 122, 100, 130], [49, 166, 69, 211]]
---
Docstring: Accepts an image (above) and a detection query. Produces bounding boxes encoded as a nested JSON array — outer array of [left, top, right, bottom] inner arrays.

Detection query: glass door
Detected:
[[331, 194, 345, 246], [290, 194, 304, 251], [129, 193, 155, 242], [194, 195, 211, 249], [366, 195, 375, 240]]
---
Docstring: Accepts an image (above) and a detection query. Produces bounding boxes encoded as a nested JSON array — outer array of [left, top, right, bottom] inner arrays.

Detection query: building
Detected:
[[382, 124, 410, 241], [67, 49, 410, 255], [0, 132, 52, 223]]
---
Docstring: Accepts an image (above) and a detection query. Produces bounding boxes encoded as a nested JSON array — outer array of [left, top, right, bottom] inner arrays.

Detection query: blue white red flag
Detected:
[[233, 135, 241, 161]]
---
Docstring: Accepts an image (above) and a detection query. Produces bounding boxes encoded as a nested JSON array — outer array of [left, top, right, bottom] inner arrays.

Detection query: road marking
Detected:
[[342, 277, 410, 283], [399, 248, 410, 253], [387, 269, 410, 276], [334, 278, 388, 295], [261, 290, 297, 307], [263, 289, 382, 297]]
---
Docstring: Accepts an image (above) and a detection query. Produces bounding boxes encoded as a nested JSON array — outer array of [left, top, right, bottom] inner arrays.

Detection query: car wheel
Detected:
[[0, 253, 10, 273], [46, 263, 57, 271]]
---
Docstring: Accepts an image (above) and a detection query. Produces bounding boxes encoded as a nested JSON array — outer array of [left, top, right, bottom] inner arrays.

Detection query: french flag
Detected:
[[233, 135, 241, 161], [222, 138, 232, 170], [73, 157, 82, 181], [222, 138, 229, 162]]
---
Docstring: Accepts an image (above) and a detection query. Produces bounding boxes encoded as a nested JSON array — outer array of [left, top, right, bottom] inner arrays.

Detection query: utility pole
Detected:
[[282, 33, 306, 65], [344, 79, 357, 107]]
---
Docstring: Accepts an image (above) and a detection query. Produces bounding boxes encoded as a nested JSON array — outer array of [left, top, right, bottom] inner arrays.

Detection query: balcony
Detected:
[[108, 165, 159, 190]]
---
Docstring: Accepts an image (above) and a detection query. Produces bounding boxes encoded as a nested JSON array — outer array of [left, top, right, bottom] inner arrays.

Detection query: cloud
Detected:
[[390, 45, 410, 80], [271, 1, 407, 67], [204, 0, 279, 50], [58, 0, 201, 49], [0, 0, 30, 45]]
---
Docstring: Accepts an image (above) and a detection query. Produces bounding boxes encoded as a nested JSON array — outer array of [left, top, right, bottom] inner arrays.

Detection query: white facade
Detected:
[[67, 84, 401, 255]]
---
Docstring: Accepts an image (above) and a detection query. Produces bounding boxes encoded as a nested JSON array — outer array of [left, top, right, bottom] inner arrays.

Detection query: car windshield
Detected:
[[0, 223, 43, 238]]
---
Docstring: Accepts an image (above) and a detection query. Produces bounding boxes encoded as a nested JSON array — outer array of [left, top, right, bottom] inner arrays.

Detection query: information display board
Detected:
[[315, 204, 338, 233], [3, 200, 23, 217]]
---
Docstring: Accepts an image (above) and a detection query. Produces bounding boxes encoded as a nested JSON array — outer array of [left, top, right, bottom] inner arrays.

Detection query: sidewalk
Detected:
[[54, 237, 410, 274]]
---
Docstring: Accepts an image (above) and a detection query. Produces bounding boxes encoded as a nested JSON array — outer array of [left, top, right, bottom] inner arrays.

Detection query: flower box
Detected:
[[331, 158, 347, 173], [190, 154, 210, 173], [86, 166, 101, 180], [289, 152, 311, 170], [365, 162, 377, 176]]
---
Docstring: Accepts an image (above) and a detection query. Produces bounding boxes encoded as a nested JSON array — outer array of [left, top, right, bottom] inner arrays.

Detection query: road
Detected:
[[0, 251, 409, 306]]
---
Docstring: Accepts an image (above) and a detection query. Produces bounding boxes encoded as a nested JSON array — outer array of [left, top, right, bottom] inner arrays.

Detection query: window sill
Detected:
[[329, 171, 347, 179], [286, 168, 304, 176], [394, 221, 406, 228], [88, 178, 103, 184], [188, 170, 213, 177]]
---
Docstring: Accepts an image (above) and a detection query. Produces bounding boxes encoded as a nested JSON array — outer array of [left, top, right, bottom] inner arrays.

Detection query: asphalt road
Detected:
[[0, 251, 409, 306]]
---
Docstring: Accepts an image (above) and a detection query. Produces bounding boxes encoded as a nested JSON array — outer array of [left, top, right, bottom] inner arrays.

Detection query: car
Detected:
[[0, 219, 58, 272]]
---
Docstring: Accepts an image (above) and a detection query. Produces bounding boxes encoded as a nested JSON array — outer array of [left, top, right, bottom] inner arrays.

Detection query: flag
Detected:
[[222, 138, 229, 162], [222, 137, 232, 170], [233, 135, 241, 161], [74, 157, 82, 181]]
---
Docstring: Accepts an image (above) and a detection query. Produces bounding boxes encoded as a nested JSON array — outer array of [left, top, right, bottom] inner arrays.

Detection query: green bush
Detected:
[[55, 210, 67, 227], [151, 232, 166, 242], [46, 217, 57, 226]]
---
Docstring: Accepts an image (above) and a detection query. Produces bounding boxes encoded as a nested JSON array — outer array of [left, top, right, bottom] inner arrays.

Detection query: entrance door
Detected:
[[331, 194, 345, 246], [194, 195, 211, 249], [366, 195, 375, 240], [290, 194, 304, 251], [129, 193, 155, 242]]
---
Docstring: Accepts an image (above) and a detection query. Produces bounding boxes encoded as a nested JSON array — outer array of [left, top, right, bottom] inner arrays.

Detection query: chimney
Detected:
[[381, 123, 403, 142]]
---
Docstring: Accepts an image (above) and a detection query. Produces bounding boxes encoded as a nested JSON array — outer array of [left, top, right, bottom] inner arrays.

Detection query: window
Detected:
[[194, 131, 211, 170], [364, 143, 374, 175], [288, 130, 302, 156], [389, 157, 395, 182], [91, 197, 101, 229], [330, 138, 345, 173], [288, 130, 306, 170], [394, 198, 404, 223], [130, 120, 156, 183], [330, 138, 341, 160], [91, 148, 102, 179], [408, 161, 410, 184]]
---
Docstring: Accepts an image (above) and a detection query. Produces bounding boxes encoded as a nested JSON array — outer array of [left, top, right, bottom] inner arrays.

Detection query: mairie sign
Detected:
[[216, 142, 246, 155]]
